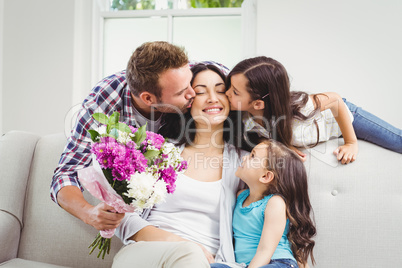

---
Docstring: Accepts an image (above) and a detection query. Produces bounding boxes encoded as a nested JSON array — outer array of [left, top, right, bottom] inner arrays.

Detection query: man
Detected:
[[51, 41, 197, 231], [51, 41, 228, 267]]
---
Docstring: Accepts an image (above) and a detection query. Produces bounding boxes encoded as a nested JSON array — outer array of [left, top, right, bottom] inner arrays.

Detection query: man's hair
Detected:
[[126, 41, 188, 99]]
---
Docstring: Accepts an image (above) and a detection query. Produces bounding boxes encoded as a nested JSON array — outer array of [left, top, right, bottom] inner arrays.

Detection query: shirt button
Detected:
[[331, 189, 338, 196]]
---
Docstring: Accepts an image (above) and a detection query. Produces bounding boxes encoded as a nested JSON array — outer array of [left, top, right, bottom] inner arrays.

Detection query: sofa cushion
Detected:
[[305, 139, 402, 267], [0, 258, 68, 268], [17, 133, 122, 268]]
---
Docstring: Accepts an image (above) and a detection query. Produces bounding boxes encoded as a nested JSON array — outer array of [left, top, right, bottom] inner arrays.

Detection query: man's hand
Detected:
[[85, 202, 125, 231], [334, 142, 358, 164], [57, 186, 124, 230]]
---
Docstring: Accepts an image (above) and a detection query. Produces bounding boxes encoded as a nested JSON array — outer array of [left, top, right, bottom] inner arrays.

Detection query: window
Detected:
[[96, 0, 246, 78], [110, 0, 244, 10]]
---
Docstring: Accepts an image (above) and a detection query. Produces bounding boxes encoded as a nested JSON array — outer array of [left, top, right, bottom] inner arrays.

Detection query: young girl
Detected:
[[225, 56, 402, 164], [233, 139, 316, 268]]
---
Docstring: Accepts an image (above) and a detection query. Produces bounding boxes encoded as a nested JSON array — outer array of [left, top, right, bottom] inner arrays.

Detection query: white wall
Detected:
[[1, 0, 400, 136], [255, 0, 402, 127], [0, 0, 4, 136], [1, 0, 89, 136]]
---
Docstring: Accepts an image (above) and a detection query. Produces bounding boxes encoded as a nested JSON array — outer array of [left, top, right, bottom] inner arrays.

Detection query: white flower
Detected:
[[162, 142, 175, 154], [97, 125, 107, 135], [116, 130, 132, 145], [125, 172, 167, 213]]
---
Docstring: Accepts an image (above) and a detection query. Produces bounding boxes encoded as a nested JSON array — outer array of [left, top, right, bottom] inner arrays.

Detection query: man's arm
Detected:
[[50, 72, 128, 229]]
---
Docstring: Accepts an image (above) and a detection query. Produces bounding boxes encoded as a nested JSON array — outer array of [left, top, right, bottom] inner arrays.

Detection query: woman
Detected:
[[113, 63, 247, 268]]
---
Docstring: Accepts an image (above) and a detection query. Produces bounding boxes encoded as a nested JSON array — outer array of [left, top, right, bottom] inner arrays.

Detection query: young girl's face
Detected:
[[226, 73, 254, 112], [190, 69, 229, 127], [236, 142, 269, 184]]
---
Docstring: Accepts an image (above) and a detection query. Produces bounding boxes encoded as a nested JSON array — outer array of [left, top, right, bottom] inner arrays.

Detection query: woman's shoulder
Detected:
[[225, 143, 248, 158]]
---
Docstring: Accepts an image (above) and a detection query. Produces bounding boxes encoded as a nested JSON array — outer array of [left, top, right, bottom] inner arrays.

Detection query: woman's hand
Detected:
[[333, 142, 358, 164], [196, 243, 215, 263]]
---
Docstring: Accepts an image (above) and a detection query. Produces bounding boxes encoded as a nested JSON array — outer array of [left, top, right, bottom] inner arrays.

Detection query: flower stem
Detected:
[[89, 232, 111, 259]]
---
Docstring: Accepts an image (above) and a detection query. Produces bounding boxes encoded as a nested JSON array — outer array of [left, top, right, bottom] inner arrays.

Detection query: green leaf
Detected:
[[93, 113, 109, 125], [109, 129, 119, 140], [116, 122, 132, 133], [133, 124, 147, 145], [88, 129, 100, 142], [143, 149, 160, 160], [109, 112, 120, 125]]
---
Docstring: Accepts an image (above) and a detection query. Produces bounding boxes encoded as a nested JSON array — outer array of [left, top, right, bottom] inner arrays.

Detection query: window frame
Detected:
[[91, 0, 256, 84]]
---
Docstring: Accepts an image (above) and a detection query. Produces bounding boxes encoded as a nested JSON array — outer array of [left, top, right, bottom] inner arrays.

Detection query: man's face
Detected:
[[154, 64, 196, 114]]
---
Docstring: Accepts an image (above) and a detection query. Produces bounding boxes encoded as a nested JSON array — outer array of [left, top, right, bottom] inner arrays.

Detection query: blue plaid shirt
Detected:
[[50, 61, 229, 204]]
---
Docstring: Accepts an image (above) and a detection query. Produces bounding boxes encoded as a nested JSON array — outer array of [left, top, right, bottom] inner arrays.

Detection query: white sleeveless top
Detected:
[[146, 173, 222, 254], [291, 97, 354, 147]]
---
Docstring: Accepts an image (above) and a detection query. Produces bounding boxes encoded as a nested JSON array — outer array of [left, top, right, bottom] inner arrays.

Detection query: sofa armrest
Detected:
[[0, 211, 21, 263], [0, 131, 40, 263], [0, 131, 40, 223]]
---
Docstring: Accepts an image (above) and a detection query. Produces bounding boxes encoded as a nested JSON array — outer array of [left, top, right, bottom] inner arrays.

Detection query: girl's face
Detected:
[[190, 69, 230, 127], [226, 73, 254, 112], [236, 142, 269, 183]]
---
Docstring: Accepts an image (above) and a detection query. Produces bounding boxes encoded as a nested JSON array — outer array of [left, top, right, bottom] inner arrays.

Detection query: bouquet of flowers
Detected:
[[77, 112, 187, 259]]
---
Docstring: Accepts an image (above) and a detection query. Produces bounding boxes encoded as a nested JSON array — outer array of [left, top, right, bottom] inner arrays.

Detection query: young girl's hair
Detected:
[[227, 56, 322, 147], [261, 139, 316, 265]]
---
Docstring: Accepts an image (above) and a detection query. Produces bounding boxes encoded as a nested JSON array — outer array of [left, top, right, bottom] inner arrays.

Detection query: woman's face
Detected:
[[190, 69, 229, 127], [226, 73, 254, 112]]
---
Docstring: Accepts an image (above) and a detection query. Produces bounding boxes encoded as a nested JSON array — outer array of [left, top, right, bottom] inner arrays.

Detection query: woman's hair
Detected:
[[227, 56, 321, 147], [126, 41, 188, 99], [261, 139, 316, 265], [159, 63, 242, 148]]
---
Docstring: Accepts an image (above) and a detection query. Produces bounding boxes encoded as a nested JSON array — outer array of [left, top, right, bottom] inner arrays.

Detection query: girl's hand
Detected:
[[333, 142, 358, 164]]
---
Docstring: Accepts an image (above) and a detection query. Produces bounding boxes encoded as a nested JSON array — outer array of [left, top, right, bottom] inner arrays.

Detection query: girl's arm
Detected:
[[311, 93, 358, 164], [248, 196, 287, 268]]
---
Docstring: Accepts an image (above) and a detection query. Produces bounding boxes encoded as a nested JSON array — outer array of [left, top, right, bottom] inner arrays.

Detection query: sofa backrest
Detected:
[[1, 131, 122, 267]]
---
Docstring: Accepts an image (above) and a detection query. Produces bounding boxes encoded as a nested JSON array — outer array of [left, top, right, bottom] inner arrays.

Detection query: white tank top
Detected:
[[147, 173, 222, 254]]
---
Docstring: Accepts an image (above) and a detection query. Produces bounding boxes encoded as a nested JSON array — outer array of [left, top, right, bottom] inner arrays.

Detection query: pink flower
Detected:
[[159, 166, 177, 194]]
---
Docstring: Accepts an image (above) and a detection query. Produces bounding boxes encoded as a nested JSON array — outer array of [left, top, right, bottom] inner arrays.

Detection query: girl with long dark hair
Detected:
[[233, 139, 316, 268], [225, 56, 402, 164]]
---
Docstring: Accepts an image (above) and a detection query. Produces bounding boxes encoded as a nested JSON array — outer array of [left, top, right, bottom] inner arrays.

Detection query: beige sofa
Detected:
[[0, 131, 401, 268]]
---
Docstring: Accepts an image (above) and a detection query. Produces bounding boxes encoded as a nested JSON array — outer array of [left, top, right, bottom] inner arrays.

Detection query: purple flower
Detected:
[[91, 135, 148, 181], [142, 131, 165, 150], [129, 126, 137, 134], [159, 166, 177, 194], [177, 161, 188, 172]]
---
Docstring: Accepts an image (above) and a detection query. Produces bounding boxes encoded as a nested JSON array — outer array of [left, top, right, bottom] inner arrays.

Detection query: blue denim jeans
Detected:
[[209, 259, 298, 268], [258, 258, 298, 268], [343, 98, 402, 153], [210, 264, 232, 268]]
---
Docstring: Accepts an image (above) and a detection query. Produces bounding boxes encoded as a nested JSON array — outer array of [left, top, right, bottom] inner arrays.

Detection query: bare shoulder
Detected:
[[265, 195, 286, 214], [310, 92, 342, 111]]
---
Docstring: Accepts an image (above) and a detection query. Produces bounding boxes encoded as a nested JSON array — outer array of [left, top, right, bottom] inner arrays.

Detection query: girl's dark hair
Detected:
[[262, 139, 316, 265], [159, 63, 243, 148], [227, 56, 321, 147]]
